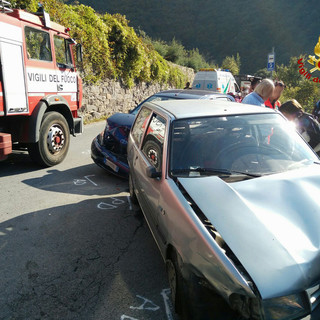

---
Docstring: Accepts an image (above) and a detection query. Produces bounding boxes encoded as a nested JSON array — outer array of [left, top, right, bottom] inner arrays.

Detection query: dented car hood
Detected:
[[178, 165, 320, 299]]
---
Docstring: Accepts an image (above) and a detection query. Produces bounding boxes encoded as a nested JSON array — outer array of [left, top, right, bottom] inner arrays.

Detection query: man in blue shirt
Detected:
[[242, 79, 274, 107]]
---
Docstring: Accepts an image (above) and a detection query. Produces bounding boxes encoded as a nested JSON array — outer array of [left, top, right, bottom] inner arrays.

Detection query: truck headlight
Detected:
[[262, 292, 310, 320]]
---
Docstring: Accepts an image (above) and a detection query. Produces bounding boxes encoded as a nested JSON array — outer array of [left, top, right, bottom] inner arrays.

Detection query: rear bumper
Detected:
[[91, 135, 129, 179]]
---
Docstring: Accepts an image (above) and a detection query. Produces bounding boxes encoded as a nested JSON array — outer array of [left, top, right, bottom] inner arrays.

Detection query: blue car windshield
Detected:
[[170, 113, 319, 177]]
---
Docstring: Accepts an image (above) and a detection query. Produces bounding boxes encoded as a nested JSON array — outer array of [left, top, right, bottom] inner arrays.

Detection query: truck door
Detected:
[[53, 35, 78, 109], [0, 24, 28, 114]]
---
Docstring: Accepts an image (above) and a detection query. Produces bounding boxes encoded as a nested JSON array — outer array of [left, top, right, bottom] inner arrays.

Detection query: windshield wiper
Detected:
[[171, 167, 261, 177]]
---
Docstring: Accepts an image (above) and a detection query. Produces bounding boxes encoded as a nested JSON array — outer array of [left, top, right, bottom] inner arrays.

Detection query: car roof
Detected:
[[148, 99, 276, 119], [154, 89, 231, 99]]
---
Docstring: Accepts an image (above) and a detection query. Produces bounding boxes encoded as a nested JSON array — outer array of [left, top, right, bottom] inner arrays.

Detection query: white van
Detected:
[[192, 69, 239, 94]]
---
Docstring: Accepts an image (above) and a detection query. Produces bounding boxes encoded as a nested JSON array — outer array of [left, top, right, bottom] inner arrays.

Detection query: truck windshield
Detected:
[[54, 35, 73, 68]]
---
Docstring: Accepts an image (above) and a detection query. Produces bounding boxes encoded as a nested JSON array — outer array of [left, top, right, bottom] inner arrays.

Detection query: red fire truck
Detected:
[[0, 0, 83, 166]]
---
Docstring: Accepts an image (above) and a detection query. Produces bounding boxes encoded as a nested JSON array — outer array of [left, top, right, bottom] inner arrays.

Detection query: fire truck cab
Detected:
[[0, 0, 83, 166]]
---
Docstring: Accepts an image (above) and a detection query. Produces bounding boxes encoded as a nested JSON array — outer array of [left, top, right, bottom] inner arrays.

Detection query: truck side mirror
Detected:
[[76, 44, 83, 63]]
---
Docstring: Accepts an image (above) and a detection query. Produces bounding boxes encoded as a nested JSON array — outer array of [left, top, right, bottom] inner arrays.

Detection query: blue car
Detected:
[[91, 89, 235, 178]]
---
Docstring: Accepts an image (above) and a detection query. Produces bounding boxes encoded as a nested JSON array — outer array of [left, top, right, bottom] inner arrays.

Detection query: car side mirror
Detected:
[[146, 166, 161, 179]]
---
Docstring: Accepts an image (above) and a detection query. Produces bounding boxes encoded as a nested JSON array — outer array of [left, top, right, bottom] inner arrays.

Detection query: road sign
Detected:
[[267, 53, 275, 71]]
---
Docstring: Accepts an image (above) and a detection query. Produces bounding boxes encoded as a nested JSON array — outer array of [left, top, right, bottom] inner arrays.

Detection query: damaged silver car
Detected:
[[127, 99, 320, 320]]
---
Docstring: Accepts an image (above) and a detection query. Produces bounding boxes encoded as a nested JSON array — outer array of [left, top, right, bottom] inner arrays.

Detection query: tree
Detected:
[[221, 53, 241, 75], [274, 56, 305, 87], [185, 48, 209, 71], [274, 56, 320, 112], [164, 38, 186, 64]]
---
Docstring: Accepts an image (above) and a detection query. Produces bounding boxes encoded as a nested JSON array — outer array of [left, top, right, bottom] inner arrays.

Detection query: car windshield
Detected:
[[170, 113, 319, 179]]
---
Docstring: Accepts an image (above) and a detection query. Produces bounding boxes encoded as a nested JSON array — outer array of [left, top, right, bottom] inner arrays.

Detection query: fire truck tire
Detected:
[[28, 112, 70, 167]]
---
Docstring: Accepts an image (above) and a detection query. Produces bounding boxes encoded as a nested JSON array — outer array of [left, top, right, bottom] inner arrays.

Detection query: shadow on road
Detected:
[[21, 163, 126, 196], [0, 194, 171, 320], [0, 150, 41, 177]]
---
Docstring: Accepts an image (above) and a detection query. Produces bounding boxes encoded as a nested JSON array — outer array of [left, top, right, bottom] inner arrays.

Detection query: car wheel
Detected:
[[129, 173, 138, 204], [28, 112, 70, 167], [166, 250, 188, 318], [166, 249, 242, 320]]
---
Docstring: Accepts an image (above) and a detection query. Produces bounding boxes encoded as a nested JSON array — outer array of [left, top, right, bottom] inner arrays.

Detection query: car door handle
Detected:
[[159, 206, 166, 215]]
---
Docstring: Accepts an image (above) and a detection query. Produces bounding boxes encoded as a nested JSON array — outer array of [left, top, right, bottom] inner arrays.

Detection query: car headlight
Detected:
[[262, 292, 310, 320], [97, 131, 104, 145], [229, 292, 310, 320]]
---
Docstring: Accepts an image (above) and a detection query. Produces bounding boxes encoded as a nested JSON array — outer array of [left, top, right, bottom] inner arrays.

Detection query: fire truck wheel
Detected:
[[28, 112, 70, 167]]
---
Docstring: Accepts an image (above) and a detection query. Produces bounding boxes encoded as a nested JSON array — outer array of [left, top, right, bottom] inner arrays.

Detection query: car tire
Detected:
[[129, 173, 138, 204], [166, 250, 188, 318], [28, 112, 70, 167], [166, 249, 242, 320]]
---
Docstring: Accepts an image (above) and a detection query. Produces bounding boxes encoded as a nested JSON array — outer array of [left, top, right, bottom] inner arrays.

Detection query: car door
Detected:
[[131, 109, 167, 244]]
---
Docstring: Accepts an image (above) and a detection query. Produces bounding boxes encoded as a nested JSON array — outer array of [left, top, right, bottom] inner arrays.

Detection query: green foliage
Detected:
[[255, 68, 270, 79], [221, 53, 241, 75], [70, 0, 319, 74], [274, 56, 320, 112], [163, 38, 186, 64], [12, 0, 187, 88], [184, 49, 210, 71], [152, 40, 168, 58], [275, 56, 306, 88], [10, 0, 38, 11], [148, 37, 210, 72]]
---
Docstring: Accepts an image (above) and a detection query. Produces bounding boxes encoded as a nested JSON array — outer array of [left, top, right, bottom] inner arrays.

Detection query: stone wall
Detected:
[[79, 65, 195, 122]]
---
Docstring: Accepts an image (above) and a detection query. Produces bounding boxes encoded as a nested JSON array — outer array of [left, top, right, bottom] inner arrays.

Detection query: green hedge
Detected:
[[12, 0, 186, 87]]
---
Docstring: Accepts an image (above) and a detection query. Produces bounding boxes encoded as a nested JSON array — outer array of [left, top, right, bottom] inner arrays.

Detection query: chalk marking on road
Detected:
[[97, 197, 127, 210], [111, 197, 125, 205], [97, 202, 118, 210], [73, 179, 86, 185], [127, 195, 132, 211], [161, 288, 174, 320], [129, 295, 160, 311], [73, 175, 97, 186], [120, 315, 139, 320], [84, 175, 98, 186]]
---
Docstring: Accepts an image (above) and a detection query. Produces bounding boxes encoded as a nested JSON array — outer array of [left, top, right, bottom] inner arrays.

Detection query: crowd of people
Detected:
[[240, 78, 320, 155], [184, 77, 320, 154]]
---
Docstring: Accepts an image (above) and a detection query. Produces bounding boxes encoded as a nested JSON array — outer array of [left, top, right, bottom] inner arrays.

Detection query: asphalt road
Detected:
[[0, 121, 177, 320]]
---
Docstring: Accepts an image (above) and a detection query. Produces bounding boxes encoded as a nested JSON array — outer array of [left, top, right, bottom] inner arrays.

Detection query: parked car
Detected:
[[91, 89, 235, 178], [127, 99, 320, 320]]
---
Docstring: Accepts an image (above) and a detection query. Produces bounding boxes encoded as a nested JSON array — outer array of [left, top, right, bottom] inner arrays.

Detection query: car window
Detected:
[[131, 96, 174, 116], [170, 113, 318, 178], [142, 114, 166, 172], [131, 107, 152, 146]]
